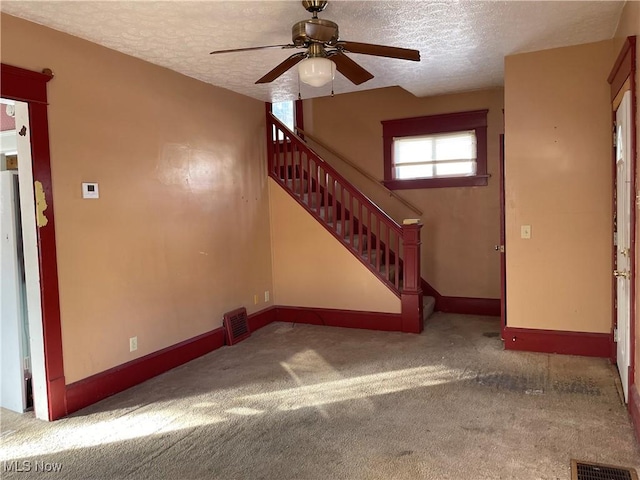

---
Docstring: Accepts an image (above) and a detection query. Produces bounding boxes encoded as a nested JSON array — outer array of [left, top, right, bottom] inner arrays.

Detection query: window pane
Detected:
[[395, 164, 434, 180], [435, 131, 475, 161], [272, 101, 294, 131], [393, 130, 477, 179], [435, 161, 476, 177], [394, 137, 433, 164]]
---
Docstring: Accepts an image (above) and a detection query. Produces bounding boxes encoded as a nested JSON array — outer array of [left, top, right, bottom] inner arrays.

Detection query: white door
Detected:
[[615, 90, 632, 403], [13, 100, 50, 419]]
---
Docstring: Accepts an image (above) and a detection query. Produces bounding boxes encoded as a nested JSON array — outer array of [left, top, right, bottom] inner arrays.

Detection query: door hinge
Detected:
[[614, 327, 618, 342]]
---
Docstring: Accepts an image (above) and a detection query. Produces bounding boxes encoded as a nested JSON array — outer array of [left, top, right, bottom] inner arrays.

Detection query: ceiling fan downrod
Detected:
[[302, 0, 328, 18]]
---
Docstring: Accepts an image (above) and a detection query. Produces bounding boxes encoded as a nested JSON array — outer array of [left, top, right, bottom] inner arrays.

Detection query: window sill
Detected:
[[383, 175, 489, 190]]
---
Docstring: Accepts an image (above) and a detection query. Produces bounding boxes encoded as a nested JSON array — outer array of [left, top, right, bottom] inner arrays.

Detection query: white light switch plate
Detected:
[[521, 225, 531, 239], [82, 182, 99, 199]]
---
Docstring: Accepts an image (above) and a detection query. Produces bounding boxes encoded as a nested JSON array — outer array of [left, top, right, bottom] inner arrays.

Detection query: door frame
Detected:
[[1, 64, 66, 420], [608, 37, 637, 393], [499, 134, 507, 338]]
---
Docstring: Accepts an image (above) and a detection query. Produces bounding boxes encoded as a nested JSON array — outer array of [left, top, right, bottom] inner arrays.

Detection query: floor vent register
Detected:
[[571, 460, 638, 480]]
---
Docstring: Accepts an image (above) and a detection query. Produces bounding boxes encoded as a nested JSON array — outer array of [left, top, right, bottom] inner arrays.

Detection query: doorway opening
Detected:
[[1, 64, 66, 420], [608, 36, 637, 404], [0, 98, 34, 413]]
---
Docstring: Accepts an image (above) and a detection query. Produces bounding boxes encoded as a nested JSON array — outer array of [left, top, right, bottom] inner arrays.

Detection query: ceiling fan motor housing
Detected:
[[292, 19, 339, 46]]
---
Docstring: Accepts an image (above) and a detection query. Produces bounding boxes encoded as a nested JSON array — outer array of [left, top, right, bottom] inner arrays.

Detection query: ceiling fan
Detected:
[[209, 0, 421, 87]]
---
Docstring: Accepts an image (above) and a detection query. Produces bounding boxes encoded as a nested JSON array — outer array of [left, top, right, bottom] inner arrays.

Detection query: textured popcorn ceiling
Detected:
[[1, 1, 625, 102]]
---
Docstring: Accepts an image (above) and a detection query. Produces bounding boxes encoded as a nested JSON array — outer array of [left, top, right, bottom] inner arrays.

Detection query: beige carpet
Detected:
[[1, 313, 639, 479]]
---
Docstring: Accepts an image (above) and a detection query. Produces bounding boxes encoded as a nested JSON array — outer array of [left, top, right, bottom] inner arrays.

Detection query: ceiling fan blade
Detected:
[[256, 53, 307, 84], [329, 52, 374, 85], [210, 44, 294, 55], [337, 41, 420, 61]]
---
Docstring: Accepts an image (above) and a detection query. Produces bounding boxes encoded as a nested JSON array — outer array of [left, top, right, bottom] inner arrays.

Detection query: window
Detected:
[[272, 100, 294, 138], [393, 130, 477, 179], [382, 110, 489, 189]]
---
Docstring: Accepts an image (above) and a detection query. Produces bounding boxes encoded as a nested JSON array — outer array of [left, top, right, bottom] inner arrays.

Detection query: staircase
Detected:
[[266, 111, 434, 333]]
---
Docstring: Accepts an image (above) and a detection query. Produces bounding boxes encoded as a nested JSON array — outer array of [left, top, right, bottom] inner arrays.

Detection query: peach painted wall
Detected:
[[1, 14, 273, 383], [504, 40, 614, 333], [269, 179, 401, 314], [303, 87, 504, 299], [612, 1, 640, 386]]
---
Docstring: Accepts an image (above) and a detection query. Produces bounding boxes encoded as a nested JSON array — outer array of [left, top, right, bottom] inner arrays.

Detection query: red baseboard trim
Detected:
[[65, 305, 279, 415], [276, 306, 402, 332], [630, 384, 640, 444], [503, 326, 610, 357], [420, 279, 499, 316], [438, 296, 501, 316], [248, 306, 277, 332], [65, 327, 225, 414]]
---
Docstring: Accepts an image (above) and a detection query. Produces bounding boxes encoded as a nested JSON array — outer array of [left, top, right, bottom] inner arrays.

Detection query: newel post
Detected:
[[401, 220, 423, 333]]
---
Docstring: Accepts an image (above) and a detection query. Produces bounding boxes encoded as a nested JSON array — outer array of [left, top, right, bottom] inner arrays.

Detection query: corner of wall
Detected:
[[267, 178, 278, 306]]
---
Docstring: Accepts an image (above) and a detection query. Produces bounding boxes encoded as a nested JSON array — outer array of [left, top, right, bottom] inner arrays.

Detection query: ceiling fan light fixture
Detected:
[[298, 56, 335, 87]]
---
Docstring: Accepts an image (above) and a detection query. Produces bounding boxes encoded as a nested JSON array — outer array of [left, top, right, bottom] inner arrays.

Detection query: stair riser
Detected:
[[346, 236, 368, 251], [319, 207, 334, 223], [285, 179, 308, 194]]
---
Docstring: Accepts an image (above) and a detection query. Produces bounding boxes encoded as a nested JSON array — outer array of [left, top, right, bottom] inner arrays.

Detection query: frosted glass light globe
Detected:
[[298, 57, 336, 87]]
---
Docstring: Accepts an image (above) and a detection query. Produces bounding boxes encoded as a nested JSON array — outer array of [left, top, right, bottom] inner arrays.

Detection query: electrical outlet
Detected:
[[129, 336, 138, 352], [254, 294, 258, 305], [264, 290, 270, 302]]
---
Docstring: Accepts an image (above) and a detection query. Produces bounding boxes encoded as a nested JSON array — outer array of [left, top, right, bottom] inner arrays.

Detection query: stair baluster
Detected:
[[266, 110, 424, 332]]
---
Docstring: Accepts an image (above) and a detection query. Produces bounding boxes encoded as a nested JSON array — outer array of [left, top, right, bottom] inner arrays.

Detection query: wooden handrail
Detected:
[[269, 113, 402, 235], [296, 127, 423, 217]]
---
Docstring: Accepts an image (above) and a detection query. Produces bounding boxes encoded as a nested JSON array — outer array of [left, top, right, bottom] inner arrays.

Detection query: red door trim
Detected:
[[1, 63, 66, 420], [608, 37, 637, 391], [499, 134, 506, 338]]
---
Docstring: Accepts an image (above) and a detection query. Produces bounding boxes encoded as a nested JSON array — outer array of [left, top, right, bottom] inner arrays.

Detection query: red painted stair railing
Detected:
[[266, 109, 424, 333]]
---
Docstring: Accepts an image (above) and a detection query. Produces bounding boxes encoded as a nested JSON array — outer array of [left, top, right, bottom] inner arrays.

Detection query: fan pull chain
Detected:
[[331, 76, 334, 97], [298, 74, 302, 100]]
